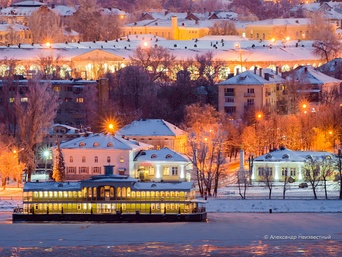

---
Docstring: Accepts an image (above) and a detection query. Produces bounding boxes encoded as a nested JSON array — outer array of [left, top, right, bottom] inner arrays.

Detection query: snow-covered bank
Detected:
[[206, 199, 342, 213]]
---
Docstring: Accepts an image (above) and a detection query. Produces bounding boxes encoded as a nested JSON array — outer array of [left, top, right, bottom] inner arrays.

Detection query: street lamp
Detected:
[[43, 150, 50, 172]]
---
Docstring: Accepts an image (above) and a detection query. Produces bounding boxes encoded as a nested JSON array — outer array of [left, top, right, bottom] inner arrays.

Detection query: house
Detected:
[[283, 65, 342, 105], [52, 133, 153, 180], [252, 147, 337, 182], [134, 148, 192, 182], [218, 68, 285, 118], [116, 119, 187, 154]]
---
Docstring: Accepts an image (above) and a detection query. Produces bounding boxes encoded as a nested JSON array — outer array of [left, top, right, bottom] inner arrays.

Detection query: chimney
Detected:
[[264, 73, 270, 81], [254, 66, 257, 74], [236, 68, 240, 75], [259, 68, 263, 77], [304, 67, 308, 73], [276, 66, 279, 75]]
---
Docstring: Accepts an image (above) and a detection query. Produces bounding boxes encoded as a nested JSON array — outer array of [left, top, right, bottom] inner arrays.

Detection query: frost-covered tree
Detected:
[[28, 7, 65, 44], [307, 12, 341, 62], [209, 20, 238, 36], [0, 141, 25, 189], [131, 46, 176, 82], [182, 103, 227, 197], [14, 79, 60, 182], [52, 141, 66, 182]]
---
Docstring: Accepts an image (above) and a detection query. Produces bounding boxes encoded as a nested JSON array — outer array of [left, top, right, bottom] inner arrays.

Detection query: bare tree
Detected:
[[14, 79, 60, 181], [237, 168, 248, 199], [209, 20, 238, 36], [302, 157, 321, 199], [307, 12, 341, 62], [260, 166, 273, 199], [320, 155, 334, 199], [28, 7, 65, 44], [131, 45, 176, 82], [337, 149, 342, 200], [71, 0, 101, 41], [182, 103, 226, 197]]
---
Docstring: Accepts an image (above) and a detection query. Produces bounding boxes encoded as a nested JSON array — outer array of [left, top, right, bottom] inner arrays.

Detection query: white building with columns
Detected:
[[133, 148, 192, 182], [251, 148, 336, 182]]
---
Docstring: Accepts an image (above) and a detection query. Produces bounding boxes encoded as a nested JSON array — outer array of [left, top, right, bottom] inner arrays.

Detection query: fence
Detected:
[[211, 195, 340, 200]]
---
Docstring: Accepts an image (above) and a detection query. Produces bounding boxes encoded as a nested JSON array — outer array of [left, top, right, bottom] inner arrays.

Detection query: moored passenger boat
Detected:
[[13, 173, 207, 223]]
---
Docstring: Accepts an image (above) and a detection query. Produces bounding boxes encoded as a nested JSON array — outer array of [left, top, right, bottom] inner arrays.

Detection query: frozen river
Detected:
[[0, 212, 341, 256]]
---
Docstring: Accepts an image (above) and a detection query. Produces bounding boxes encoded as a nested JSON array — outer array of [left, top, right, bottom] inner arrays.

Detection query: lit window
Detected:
[[9, 97, 15, 103], [20, 97, 28, 102], [120, 156, 124, 163], [76, 98, 84, 103], [163, 167, 169, 176], [53, 86, 60, 92]]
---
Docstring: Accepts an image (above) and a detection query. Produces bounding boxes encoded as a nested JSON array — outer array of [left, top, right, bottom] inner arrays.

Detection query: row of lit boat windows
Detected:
[[25, 188, 195, 200]]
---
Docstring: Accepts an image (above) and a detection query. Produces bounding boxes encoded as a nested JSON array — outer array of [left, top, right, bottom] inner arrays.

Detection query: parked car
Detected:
[[299, 182, 308, 188]]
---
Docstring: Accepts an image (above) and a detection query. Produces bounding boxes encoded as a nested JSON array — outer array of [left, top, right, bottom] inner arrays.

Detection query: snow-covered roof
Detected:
[[134, 148, 190, 163], [23, 181, 81, 192], [246, 18, 310, 27], [132, 181, 194, 191], [117, 119, 187, 137], [59, 133, 152, 150], [49, 123, 90, 135], [12, 1, 44, 7], [218, 68, 284, 86], [254, 148, 335, 162], [288, 65, 342, 84], [0, 36, 324, 64]]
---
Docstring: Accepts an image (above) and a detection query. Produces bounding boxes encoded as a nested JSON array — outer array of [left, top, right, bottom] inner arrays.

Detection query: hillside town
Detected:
[[1, 0, 342, 256], [0, 0, 341, 194]]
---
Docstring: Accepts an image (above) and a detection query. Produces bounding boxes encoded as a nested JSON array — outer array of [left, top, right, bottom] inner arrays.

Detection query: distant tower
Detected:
[[171, 16, 179, 40]]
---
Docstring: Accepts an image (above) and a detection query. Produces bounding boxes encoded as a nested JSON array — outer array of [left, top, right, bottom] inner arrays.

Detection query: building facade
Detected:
[[218, 68, 285, 118], [252, 148, 337, 182], [53, 133, 153, 180]]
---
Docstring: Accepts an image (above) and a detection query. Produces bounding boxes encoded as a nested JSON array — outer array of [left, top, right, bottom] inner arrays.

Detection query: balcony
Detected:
[[244, 92, 255, 97]]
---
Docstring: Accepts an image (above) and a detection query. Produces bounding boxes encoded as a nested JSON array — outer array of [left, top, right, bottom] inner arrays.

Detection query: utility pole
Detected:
[[338, 149, 342, 199]]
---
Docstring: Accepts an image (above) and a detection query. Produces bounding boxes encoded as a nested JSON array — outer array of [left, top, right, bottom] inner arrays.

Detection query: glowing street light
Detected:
[[43, 150, 50, 172]]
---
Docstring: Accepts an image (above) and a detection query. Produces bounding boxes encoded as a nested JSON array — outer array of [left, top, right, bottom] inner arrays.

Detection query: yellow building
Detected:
[[218, 68, 285, 118], [243, 18, 310, 41], [122, 16, 211, 40]]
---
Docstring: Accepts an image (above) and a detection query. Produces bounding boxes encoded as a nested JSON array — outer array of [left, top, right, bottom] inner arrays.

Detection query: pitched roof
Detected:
[[134, 148, 190, 162], [254, 148, 335, 162], [116, 119, 187, 137], [59, 133, 152, 150], [218, 68, 284, 85], [289, 65, 342, 84]]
